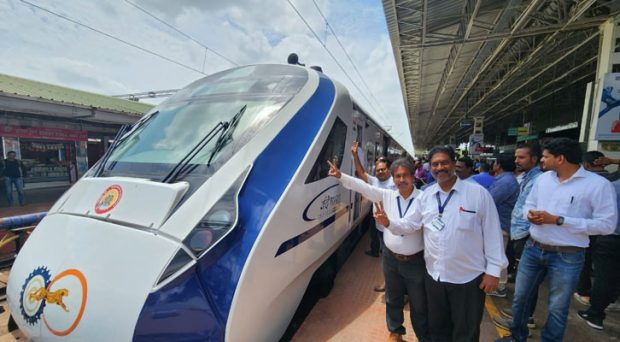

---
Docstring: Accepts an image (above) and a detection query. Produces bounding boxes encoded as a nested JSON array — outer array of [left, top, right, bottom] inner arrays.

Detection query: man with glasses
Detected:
[[329, 157, 429, 342], [374, 146, 506, 341], [352, 142, 396, 259]]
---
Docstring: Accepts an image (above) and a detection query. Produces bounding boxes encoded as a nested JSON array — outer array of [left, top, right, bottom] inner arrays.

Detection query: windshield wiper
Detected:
[[163, 105, 247, 183], [94, 111, 159, 177], [207, 105, 247, 167], [162, 121, 228, 183]]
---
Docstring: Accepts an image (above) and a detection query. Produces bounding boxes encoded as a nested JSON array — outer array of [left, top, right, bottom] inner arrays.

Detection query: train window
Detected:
[[305, 117, 347, 183], [98, 65, 308, 183]]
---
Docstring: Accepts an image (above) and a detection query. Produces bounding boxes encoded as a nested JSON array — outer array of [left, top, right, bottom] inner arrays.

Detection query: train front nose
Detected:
[[7, 214, 180, 341]]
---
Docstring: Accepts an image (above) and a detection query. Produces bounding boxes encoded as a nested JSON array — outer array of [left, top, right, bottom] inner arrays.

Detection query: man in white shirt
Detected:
[[497, 138, 618, 342], [328, 158, 429, 342], [351, 142, 397, 259], [374, 146, 507, 342]]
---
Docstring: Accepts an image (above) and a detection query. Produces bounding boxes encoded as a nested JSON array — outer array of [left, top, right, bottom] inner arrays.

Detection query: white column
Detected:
[[588, 16, 620, 152]]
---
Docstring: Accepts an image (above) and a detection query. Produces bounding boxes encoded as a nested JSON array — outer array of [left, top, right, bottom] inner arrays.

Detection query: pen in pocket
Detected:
[[570, 196, 574, 204]]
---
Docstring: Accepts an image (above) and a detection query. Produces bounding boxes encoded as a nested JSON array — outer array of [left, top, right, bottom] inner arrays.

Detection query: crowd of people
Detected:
[[327, 137, 620, 342]]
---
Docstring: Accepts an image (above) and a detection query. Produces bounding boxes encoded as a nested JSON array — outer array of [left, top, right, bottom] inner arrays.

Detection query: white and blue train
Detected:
[[7, 64, 405, 341]]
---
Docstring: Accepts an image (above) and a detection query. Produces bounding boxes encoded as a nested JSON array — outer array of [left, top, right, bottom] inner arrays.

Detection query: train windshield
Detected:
[[98, 65, 308, 183]]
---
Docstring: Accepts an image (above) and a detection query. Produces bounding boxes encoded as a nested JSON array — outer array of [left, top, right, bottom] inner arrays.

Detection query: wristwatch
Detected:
[[556, 216, 565, 226]]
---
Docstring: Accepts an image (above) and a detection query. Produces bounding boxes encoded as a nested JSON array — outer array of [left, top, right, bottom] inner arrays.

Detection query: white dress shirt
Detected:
[[388, 177, 507, 284], [523, 167, 618, 247], [340, 173, 424, 255], [367, 175, 397, 232]]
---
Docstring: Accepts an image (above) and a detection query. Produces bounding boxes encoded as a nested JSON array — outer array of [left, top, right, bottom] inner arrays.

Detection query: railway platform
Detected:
[[292, 231, 620, 342]]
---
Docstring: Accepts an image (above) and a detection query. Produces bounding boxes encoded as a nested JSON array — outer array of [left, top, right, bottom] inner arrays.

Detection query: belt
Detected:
[[530, 238, 583, 253], [390, 250, 424, 262]]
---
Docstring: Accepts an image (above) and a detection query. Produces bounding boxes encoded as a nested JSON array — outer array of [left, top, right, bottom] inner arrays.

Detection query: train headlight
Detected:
[[183, 166, 251, 256], [156, 166, 251, 287]]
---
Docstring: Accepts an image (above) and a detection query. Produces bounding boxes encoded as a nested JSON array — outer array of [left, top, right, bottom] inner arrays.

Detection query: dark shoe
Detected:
[[488, 287, 508, 298], [365, 250, 380, 257], [577, 310, 603, 330], [527, 317, 536, 329], [374, 284, 385, 292]]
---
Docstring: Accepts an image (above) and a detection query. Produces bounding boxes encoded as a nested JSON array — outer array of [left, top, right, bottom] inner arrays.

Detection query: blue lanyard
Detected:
[[397, 196, 414, 218], [435, 190, 455, 217]]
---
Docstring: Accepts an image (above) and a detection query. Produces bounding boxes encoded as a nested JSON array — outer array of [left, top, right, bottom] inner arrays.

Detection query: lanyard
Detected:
[[435, 190, 455, 217], [397, 196, 414, 218]]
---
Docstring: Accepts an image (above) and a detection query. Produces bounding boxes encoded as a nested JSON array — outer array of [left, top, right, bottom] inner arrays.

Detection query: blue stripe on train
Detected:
[[133, 74, 335, 341]]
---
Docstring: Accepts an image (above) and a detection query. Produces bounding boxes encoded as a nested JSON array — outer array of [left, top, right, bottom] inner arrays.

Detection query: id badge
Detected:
[[431, 216, 445, 231]]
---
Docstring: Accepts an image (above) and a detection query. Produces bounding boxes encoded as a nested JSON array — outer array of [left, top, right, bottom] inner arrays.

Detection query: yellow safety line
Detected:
[[485, 296, 511, 338]]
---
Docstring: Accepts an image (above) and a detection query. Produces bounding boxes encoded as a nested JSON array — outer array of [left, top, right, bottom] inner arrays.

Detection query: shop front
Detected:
[[0, 125, 88, 186]]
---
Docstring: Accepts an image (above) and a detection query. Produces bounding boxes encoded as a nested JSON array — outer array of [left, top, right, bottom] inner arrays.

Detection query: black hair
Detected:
[[582, 151, 605, 165], [457, 157, 473, 169], [516, 141, 541, 160], [496, 153, 516, 172], [543, 137, 582, 165], [390, 158, 415, 175], [7, 151, 16, 155], [428, 146, 455, 162], [376, 156, 392, 168], [479, 162, 491, 172]]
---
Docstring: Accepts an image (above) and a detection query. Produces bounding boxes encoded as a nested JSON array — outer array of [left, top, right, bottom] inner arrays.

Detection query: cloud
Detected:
[[0, 0, 412, 152]]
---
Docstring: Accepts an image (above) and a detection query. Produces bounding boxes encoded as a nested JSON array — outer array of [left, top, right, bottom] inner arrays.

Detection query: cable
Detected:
[[19, 0, 207, 76], [124, 0, 239, 67], [310, 0, 389, 120], [286, 0, 386, 122]]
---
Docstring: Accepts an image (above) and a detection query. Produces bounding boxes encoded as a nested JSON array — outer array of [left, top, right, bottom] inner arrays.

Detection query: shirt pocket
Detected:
[[456, 211, 478, 231]]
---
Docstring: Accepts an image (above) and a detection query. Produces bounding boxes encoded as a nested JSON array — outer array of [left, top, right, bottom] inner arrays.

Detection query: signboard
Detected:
[[517, 127, 529, 136], [468, 133, 484, 155], [2, 137, 20, 159], [0, 125, 88, 142], [595, 72, 620, 140], [546, 121, 578, 133], [460, 119, 473, 128], [473, 116, 484, 134], [507, 128, 517, 136]]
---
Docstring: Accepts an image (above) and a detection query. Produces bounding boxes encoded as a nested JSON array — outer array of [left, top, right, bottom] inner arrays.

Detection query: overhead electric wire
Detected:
[[286, 0, 387, 122], [124, 0, 239, 67], [19, 0, 207, 76], [310, 0, 389, 120]]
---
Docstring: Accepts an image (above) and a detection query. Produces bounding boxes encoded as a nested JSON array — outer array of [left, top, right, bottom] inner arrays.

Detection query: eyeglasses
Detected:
[[376, 168, 389, 173]]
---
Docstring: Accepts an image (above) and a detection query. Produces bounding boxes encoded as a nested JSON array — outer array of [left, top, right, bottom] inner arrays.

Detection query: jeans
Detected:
[[382, 246, 430, 342], [4, 177, 24, 206], [510, 239, 585, 342]]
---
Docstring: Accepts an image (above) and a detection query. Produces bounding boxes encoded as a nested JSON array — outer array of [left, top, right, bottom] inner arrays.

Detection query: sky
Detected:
[[0, 0, 413, 153]]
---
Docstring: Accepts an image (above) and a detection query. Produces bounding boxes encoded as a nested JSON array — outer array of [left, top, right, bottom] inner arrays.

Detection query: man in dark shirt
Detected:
[[3, 151, 25, 206]]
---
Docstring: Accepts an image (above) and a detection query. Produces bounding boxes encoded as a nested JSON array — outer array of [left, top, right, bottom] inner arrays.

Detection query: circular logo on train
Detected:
[[94, 185, 123, 214], [20, 266, 88, 336]]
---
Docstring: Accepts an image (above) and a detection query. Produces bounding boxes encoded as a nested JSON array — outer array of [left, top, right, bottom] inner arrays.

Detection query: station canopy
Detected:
[[383, 0, 620, 148]]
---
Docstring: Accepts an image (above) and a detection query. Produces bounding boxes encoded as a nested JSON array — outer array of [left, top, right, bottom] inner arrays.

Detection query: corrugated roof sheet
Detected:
[[0, 73, 153, 115]]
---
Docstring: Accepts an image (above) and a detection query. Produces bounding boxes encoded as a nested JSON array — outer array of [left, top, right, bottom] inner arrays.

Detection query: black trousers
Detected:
[[425, 273, 485, 342], [369, 219, 383, 254], [576, 236, 597, 296], [382, 247, 430, 342], [585, 235, 620, 321]]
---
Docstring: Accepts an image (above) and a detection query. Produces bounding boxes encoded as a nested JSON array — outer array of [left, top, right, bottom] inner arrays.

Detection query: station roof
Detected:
[[0, 73, 153, 116], [383, 0, 620, 148]]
